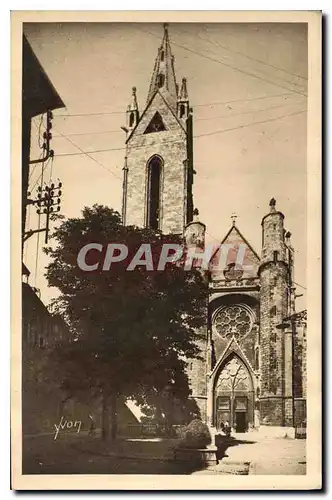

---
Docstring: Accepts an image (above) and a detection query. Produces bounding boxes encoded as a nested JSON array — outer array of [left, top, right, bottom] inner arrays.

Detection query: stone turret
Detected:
[[177, 77, 189, 121], [184, 208, 206, 250], [259, 198, 292, 426], [126, 86, 139, 132]]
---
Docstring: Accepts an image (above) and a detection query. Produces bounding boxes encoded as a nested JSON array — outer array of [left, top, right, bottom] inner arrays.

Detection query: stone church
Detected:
[[122, 24, 307, 433]]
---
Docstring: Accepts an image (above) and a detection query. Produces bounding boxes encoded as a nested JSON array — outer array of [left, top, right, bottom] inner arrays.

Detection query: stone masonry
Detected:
[[121, 24, 307, 432]]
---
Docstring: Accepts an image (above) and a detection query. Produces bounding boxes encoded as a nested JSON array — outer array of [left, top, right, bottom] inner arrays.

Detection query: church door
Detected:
[[214, 354, 254, 432]]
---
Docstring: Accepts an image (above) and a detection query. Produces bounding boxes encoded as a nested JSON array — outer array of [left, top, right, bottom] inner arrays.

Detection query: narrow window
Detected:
[[157, 74, 165, 88], [180, 104, 185, 118], [160, 50, 165, 61], [39, 336, 44, 348], [147, 157, 162, 230], [255, 349, 260, 370], [270, 305, 277, 317], [129, 112, 135, 127], [273, 250, 278, 263]]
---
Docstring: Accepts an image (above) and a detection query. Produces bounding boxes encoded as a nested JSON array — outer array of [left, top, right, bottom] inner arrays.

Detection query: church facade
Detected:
[[122, 24, 307, 433]]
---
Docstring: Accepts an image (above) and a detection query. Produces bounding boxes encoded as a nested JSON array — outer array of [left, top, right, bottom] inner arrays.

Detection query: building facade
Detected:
[[122, 24, 307, 432]]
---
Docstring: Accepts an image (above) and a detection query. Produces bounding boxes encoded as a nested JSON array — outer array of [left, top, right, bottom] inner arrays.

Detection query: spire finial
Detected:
[[178, 77, 188, 101], [129, 86, 138, 111], [163, 23, 169, 33], [269, 197, 276, 212], [231, 213, 237, 226]]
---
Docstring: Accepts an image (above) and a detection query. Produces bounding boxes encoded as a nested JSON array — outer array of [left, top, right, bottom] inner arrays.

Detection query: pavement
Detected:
[[22, 430, 306, 476], [193, 432, 306, 475], [224, 432, 306, 475]]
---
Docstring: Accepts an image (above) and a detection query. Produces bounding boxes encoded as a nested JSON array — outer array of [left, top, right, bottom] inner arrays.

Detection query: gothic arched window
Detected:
[[147, 156, 162, 230], [216, 356, 251, 393], [180, 104, 185, 118], [129, 112, 135, 127], [160, 50, 165, 61]]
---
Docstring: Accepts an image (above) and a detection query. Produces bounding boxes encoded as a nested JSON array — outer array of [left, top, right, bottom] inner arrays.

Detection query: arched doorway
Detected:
[[214, 354, 254, 432]]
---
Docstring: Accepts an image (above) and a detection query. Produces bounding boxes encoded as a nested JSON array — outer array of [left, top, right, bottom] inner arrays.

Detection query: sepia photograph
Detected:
[[11, 10, 321, 490]]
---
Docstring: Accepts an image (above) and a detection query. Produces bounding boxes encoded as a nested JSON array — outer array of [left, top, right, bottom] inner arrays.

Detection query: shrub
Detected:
[[179, 418, 211, 449]]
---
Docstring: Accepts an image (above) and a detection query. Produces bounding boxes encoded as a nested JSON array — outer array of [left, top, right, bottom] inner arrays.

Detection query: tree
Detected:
[[44, 204, 207, 440]]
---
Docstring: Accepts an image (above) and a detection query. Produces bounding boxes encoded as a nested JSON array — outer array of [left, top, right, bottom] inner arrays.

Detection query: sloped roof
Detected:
[[23, 35, 65, 117], [209, 224, 260, 280], [126, 88, 186, 144]]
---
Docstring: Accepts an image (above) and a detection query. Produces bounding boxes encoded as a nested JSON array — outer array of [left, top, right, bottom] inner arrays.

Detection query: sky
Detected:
[[23, 22, 308, 309]]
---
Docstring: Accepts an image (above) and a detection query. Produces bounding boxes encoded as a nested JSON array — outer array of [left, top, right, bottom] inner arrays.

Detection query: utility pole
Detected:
[[29, 109, 55, 165], [22, 109, 56, 247], [24, 182, 62, 244]]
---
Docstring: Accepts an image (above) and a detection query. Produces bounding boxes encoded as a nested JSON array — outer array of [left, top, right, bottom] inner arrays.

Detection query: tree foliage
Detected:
[[44, 204, 208, 437], [179, 418, 212, 449]]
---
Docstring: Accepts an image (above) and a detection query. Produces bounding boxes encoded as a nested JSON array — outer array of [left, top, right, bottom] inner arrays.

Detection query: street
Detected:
[[23, 432, 306, 475]]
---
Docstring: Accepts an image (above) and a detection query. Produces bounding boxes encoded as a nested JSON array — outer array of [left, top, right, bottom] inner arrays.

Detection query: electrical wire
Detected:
[[29, 156, 52, 193], [37, 114, 45, 148], [49, 155, 54, 184], [50, 96, 304, 138], [194, 109, 306, 139], [195, 98, 305, 123], [28, 151, 44, 181], [188, 30, 308, 84], [54, 128, 223, 244], [293, 281, 307, 291], [138, 27, 307, 98], [54, 92, 299, 118], [23, 204, 31, 262], [53, 108, 306, 158], [34, 159, 46, 288], [54, 128, 123, 181]]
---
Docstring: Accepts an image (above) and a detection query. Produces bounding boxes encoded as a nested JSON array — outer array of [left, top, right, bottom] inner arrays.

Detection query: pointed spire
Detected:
[[269, 197, 276, 212], [128, 86, 138, 111], [231, 213, 238, 226], [126, 86, 139, 130], [193, 208, 199, 222], [178, 77, 188, 102], [146, 23, 178, 107]]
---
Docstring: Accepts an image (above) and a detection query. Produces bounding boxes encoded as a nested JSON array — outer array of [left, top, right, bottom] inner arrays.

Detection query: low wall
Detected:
[[255, 425, 295, 439]]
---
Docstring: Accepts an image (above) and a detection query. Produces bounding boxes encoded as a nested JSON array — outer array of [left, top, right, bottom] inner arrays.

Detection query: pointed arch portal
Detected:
[[214, 353, 254, 432]]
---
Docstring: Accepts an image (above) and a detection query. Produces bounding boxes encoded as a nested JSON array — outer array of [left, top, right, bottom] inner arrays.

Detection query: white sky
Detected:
[[23, 22, 308, 310]]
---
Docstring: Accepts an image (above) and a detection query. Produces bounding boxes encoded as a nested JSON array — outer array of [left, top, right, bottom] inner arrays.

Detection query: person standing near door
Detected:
[[224, 420, 231, 437]]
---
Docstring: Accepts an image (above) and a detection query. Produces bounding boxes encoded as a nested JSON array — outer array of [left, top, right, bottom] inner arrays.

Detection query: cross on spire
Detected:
[[231, 213, 237, 226]]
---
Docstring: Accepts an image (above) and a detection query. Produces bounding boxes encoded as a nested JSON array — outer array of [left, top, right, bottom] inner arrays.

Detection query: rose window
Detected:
[[213, 305, 253, 339]]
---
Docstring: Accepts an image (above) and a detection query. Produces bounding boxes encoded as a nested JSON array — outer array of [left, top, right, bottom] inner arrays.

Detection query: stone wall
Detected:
[[259, 205, 291, 426], [260, 263, 289, 399], [187, 326, 208, 421]]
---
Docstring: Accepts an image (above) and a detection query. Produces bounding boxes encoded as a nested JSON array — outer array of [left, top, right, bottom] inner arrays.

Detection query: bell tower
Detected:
[[122, 23, 194, 235]]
